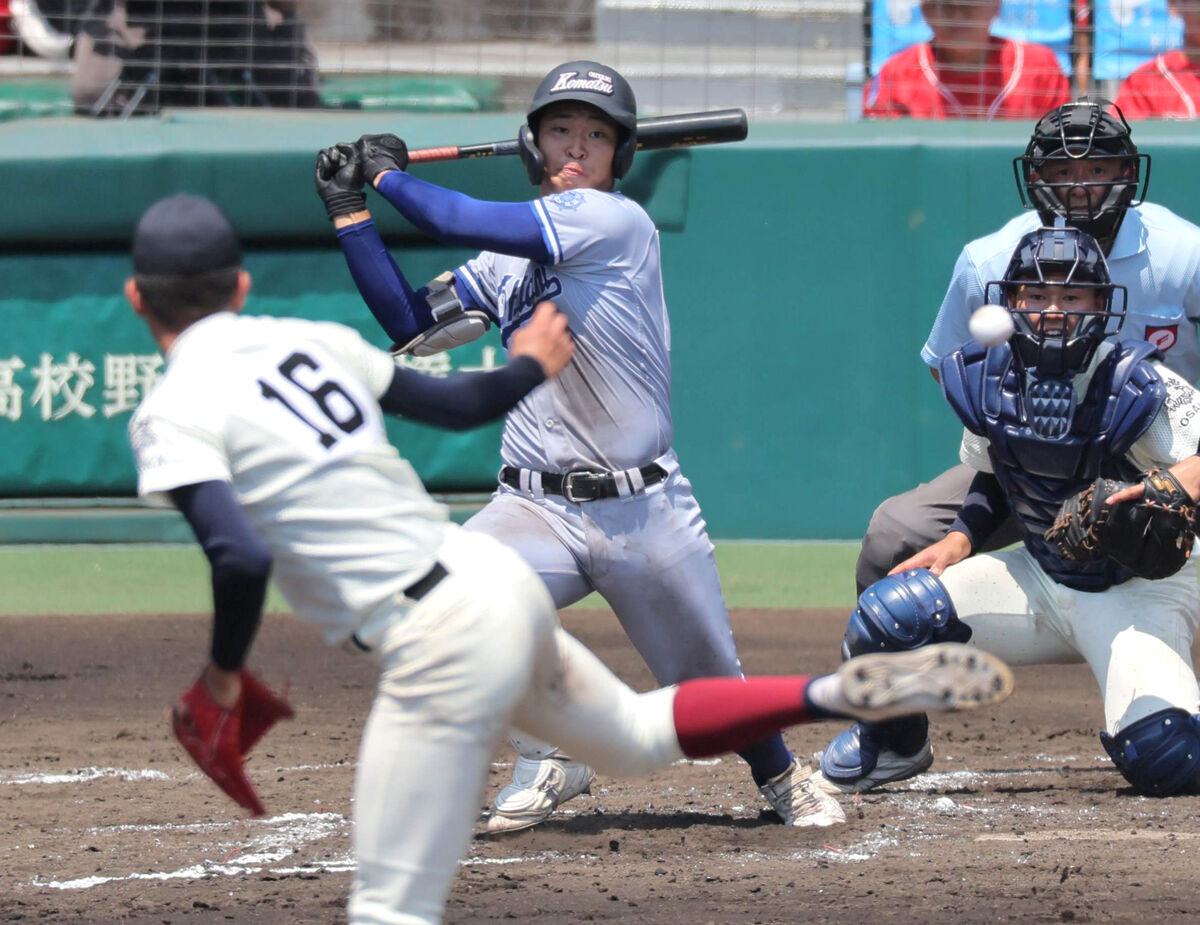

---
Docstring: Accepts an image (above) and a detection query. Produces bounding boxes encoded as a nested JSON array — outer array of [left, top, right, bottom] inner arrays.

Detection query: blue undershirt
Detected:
[[336, 170, 550, 346]]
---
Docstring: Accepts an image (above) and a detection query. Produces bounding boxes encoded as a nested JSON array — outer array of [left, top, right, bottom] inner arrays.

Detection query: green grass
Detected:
[[0, 542, 862, 616]]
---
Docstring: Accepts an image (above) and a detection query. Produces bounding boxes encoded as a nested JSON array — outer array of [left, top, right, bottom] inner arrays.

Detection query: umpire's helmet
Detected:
[[518, 60, 638, 185], [987, 227, 1126, 378], [1013, 99, 1149, 247]]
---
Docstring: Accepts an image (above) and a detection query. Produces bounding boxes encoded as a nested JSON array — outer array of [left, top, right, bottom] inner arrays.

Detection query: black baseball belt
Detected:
[[349, 561, 448, 653], [499, 463, 667, 502], [402, 561, 448, 601]]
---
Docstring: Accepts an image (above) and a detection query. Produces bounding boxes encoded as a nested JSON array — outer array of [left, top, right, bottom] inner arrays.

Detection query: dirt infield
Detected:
[[3, 606, 1200, 924]]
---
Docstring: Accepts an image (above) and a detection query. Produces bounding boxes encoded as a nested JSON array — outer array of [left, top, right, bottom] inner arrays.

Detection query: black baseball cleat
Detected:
[[837, 643, 1014, 723]]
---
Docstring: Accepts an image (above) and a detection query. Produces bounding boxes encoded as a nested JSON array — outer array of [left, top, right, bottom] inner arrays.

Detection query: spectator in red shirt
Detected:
[[865, 0, 1072, 118], [1114, 0, 1200, 118]]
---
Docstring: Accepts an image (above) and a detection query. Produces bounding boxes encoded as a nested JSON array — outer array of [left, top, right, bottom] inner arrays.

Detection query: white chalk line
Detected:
[[1, 767, 172, 786], [976, 829, 1200, 843], [894, 766, 1107, 791], [11, 759, 1130, 892], [33, 811, 355, 891], [460, 851, 598, 868], [0, 762, 354, 786], [33, 807, 599, 892]]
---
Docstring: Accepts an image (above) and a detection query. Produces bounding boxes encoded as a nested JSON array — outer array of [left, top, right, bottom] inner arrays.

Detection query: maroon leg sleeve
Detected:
[[671, 676, 812, 758]]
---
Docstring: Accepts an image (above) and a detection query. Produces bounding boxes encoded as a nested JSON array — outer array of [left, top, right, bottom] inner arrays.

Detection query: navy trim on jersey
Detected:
[[530, 198, 564, 263], [379, 356, 546, 430], [375, 171, 550, 260], [452, 266, 498, 320], [169, 480, 272, 672]]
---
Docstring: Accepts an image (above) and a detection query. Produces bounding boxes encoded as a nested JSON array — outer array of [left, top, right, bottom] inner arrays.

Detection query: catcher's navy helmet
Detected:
[[1013, 99, 1149, 246], [518, 60, 638, 185], [987, 227, 1126, 378]]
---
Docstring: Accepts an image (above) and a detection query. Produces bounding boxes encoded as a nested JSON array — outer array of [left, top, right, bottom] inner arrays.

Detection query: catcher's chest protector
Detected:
[[941, 340, 1167, 589]]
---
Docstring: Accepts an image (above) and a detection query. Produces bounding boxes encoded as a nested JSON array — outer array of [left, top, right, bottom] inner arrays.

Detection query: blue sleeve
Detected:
[[168, 481, 272, 672], [379, 356, 546, 430], [374, 170, 552, 262], [336, 219, 435, 345]]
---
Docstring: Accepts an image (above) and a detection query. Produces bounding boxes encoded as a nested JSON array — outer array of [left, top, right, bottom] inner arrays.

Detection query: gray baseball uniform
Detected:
[[333, 62, 799, 830], [458, 189, 739, 686]]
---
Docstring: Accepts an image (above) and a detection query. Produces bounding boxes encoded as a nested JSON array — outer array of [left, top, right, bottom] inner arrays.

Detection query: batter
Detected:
[[323, 60, 834, 831]]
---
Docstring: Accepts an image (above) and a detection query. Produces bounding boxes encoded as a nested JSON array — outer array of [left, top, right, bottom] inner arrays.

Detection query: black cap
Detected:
[[132, 194, 242, 276]]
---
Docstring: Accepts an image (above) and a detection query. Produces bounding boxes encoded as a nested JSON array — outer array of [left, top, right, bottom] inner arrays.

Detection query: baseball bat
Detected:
[[407, 108, 748, 164]]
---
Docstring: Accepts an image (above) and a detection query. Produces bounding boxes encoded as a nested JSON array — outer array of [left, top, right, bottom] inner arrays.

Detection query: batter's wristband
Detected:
[[323, 190, 367, 221]]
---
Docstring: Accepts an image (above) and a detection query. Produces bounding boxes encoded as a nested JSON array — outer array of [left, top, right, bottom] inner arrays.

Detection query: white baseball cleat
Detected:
[[484, 754, 596, 835], [837, 643, 1014, 722], [759, 760, 847, 827]]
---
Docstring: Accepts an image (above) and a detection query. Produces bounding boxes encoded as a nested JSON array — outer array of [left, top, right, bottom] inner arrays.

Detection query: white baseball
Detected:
[[968, 303, 1015, 347]]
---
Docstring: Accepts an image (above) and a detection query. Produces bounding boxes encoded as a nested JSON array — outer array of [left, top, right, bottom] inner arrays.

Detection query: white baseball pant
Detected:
[[348, 525, 685, 925], [939, 547, 1200, 734]]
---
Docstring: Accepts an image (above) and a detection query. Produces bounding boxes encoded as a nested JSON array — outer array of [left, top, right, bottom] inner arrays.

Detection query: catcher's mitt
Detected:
[[1045, 469, 1198, 580], [171, 670, 294, 817]]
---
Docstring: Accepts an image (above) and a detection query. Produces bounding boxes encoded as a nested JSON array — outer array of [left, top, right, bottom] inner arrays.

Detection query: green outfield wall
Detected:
[[4, 112, 1200, 538]]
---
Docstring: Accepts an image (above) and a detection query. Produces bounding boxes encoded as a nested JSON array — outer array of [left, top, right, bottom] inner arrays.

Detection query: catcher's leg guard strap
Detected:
[[843, 568, 971, 660], [1100, 708, 1200, 796]]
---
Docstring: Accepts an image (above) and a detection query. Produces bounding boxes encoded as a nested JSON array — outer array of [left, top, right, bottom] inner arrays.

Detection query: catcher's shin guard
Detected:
[[1101, 708, 1200, 796], [820, 569, 967, 791]]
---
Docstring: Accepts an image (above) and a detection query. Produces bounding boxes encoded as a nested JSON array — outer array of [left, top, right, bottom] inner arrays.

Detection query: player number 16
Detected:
[[256, 351, 365, 449]]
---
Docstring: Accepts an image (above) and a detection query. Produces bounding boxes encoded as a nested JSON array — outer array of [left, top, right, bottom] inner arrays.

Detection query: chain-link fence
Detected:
[[0, 1, 1190, 121]]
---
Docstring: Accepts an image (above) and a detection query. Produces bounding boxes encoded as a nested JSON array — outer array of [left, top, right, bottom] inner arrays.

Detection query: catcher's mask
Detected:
[[1013, 99, 1149, 246], [518, 60, 638, 186], [986, 227, 1127, 379]]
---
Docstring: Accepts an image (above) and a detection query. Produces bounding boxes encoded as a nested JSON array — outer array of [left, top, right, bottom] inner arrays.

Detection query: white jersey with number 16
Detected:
[[129, 311, 448, 643]]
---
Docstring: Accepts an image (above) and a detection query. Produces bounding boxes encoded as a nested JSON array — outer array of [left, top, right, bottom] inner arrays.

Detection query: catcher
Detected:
[[816, 225, 1200, 799]]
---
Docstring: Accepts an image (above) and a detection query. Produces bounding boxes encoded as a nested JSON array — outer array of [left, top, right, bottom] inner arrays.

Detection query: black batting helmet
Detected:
[[517, 60, 638, 186], [1013, 99, 1150, 247], [986, 227, 1126, 378]]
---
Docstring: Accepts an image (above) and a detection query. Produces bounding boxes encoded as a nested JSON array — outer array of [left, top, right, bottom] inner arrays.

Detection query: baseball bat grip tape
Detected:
[[406, 108, 748, 164], [408, 146, 462, 163]]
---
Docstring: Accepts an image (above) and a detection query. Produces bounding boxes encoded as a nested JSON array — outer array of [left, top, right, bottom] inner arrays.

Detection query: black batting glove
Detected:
[[356, 134, 409, 186], [314, 143, 366, 221]]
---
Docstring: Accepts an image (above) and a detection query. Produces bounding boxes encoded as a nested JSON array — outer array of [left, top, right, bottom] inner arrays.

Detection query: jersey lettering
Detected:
[[500, 267, 563, 344], [257, 351, 365, 450]]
